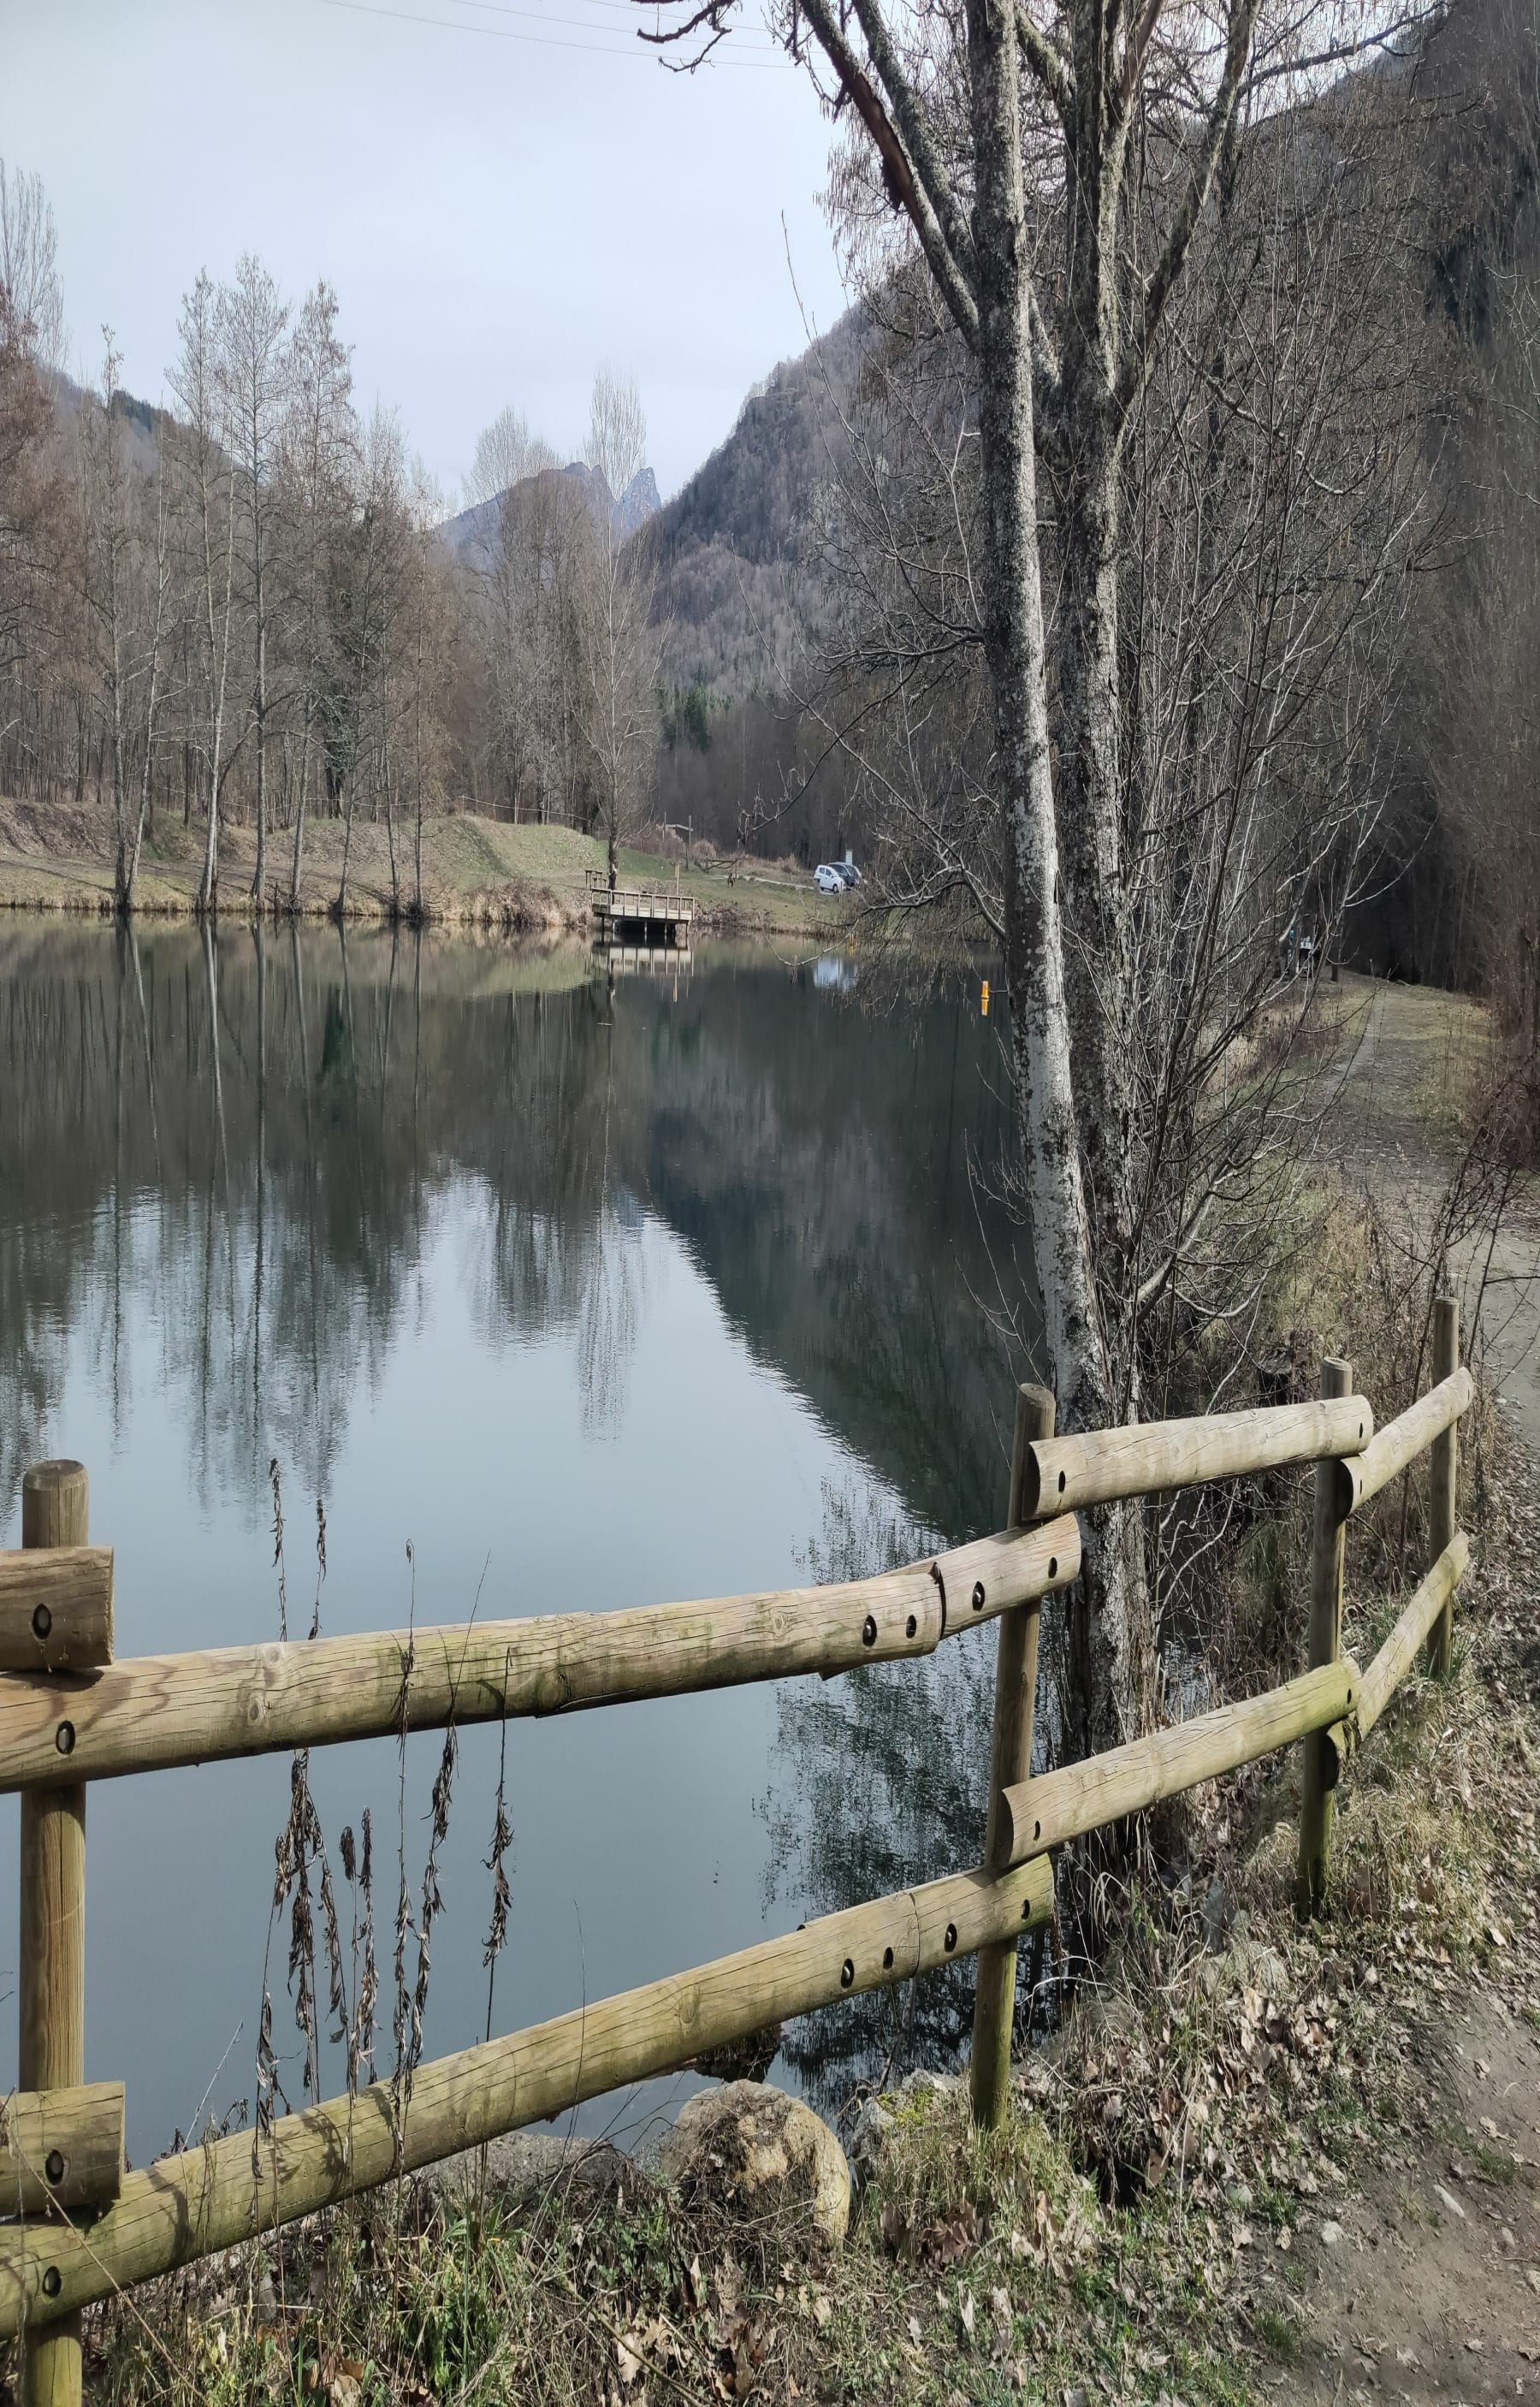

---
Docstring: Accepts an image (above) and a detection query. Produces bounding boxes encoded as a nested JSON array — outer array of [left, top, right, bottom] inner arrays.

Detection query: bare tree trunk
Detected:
[[290, 708, 311, 911], [967, 0, 1149, 1759], [383, 725, 400, 919], [198, 454, 238, 917], [413, 569, 425, 923], [124, 480, 170, 916], [337, 775, 355, 921], [252, 612, 268, 910]]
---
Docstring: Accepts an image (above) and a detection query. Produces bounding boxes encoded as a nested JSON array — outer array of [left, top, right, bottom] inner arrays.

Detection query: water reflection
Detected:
[[0, 922, 1036, 2144]]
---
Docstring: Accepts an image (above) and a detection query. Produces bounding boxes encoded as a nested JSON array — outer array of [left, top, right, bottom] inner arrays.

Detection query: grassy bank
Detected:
[[0, 799, 852, 941]]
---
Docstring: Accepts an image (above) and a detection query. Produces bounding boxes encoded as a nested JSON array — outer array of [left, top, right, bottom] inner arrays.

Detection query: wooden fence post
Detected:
[[19, 1461, 89, 2407], [1297, 1361, 1350, 1918], [1426, 1296, 1460, 1677], [969, 1384, 1054, 2129]]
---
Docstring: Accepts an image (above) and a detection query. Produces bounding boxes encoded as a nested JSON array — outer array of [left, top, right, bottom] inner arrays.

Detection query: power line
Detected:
[[319, 0, 792, 66], [450, 0, 784, 48]]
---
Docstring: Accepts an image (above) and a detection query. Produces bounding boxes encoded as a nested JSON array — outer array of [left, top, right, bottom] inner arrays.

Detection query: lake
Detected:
[[0, 920, 1038, 2162]]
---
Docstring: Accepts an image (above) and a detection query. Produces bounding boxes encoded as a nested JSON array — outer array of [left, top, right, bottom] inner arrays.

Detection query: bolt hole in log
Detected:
[[1058, 1471, 1066, 1494], [840, 1958, 855, 1989], [972, 1582, 985, 1611], [905, 1614, 917, 1639], [44, 2150, 64, 2186], [1048, 1557, 1057, 1579], [862, 1616, 877, 1648], [882, 1946, 894, 1968], [55, 1722, 74, 1756], [945, 1923, 957, 1953], [32, 1604, 51, 1640], [41, 2269, 60, 2299]]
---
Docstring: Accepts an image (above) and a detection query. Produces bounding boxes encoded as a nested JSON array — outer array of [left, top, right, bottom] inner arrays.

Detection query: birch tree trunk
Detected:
[[124, 477, 169, 916], [964, 0, 1149, 1758]]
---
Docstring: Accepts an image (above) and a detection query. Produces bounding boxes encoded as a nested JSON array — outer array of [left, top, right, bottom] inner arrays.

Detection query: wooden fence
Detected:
[[0, 1306, 1472, 2405]]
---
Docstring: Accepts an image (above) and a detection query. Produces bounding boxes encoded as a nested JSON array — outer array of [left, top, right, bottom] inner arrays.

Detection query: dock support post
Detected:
[[19, 1461, 89, 2407], [970, 1383, 1054, 2129], [1426, 1296, 1460, 1677], [1297, 1361, 1350, 1918]]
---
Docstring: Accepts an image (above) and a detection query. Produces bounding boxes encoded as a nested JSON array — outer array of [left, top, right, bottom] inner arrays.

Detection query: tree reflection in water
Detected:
[[765, 1474, 1004, 2116], [0, 920, 1044, 2126]]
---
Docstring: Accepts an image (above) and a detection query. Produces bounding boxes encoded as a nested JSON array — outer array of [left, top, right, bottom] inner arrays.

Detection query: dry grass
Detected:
[[0, 798, 849, 940]]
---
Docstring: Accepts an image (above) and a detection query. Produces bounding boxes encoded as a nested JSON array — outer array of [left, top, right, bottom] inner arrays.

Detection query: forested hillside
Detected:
[[1362, 0, 1540, 1026], [649, 309, 863, 694]]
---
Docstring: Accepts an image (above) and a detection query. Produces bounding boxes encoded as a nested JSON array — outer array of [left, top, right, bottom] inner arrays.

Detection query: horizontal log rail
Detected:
[[1322, 1533, 1472, 1782], [0, 1855, 1055, 2335], [0, 2084, 124, 2218], [0, 1356, 1478, 2367], [1003, 1657, 1360, 1864], [0, 1551, 113, 1673], [1334, 1371, 1473, 1518], [1357, 1532, 1471, 1737], [0, 1517, 1079, 1796], [1020, 1394, 1373, 1518]]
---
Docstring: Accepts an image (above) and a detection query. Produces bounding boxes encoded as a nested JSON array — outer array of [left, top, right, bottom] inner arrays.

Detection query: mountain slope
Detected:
[[651, 305, 864, 696], [440, 459, 660, 556]]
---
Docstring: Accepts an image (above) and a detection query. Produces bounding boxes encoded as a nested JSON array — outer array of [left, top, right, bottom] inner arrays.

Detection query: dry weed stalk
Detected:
[[483, 1647, 516, 2043]]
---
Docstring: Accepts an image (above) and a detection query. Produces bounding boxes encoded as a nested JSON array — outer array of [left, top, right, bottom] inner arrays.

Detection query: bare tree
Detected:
[[169, 271, 239, 916], [406, 464, 452, 922], [219, 255, 290, 910], [80, 336, 133, 908], [79, 335, 172, 913], [461, 403, 558, 511], [0, 275, 66, 718], [335, 405, 407, 920], [582, 369, 660, 888], [0, 158, 66, 373], [280, 280, 354, 911], [644, 0, 1431, 1755], [462, 402, 590, 825]]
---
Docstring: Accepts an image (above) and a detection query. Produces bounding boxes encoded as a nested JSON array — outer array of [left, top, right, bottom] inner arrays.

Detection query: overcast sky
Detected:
[[0, 0, 848, 501]]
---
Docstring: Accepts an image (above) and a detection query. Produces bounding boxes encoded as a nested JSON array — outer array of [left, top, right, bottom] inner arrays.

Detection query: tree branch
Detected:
[[1015, 0, 1075, 123], [844, 0, 980, 297], [1113, 0, 1261, 424], [636, 0, 980, 351], [1118, 0, 1165, 104], [798, 0, 981, 351]]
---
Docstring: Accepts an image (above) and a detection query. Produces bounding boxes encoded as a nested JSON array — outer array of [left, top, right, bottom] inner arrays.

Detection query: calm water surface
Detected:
[[0, 922, 1035, 2159]]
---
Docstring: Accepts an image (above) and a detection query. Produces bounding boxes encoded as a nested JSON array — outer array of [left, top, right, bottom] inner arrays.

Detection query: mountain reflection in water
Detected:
[[0, 922, 1039, 2147]]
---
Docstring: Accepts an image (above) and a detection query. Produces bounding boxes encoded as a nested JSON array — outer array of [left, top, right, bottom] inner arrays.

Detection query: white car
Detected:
[[814, 863, 845, 894]]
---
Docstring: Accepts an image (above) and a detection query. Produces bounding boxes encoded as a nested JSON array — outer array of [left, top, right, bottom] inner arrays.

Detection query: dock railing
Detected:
[[0, 1303, 1472, 2403], [584, 866, 693, 924]]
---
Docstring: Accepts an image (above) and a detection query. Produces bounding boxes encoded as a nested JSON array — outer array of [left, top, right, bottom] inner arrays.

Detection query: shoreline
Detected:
[[0, 880, 804, 940], [0, 802, 856, 943]]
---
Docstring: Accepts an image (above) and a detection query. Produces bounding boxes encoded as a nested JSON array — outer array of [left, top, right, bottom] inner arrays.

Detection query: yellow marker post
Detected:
[[980, 979, 990, 1017]]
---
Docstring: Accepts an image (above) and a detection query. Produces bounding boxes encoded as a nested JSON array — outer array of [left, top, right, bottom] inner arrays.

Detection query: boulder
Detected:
[[653, 2081, 850, 2246]]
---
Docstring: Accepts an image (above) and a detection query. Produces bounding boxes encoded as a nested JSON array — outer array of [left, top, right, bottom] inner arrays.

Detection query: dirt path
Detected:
[[1283, 1983, 1540, 2402], [1321, 973, 1540, 1444], [1281, 974, 1540, 2403]]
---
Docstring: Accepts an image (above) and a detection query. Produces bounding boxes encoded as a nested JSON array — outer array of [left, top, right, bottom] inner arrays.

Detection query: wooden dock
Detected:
[[588, 868, 694, 947], [604, 941, 694, 976]]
